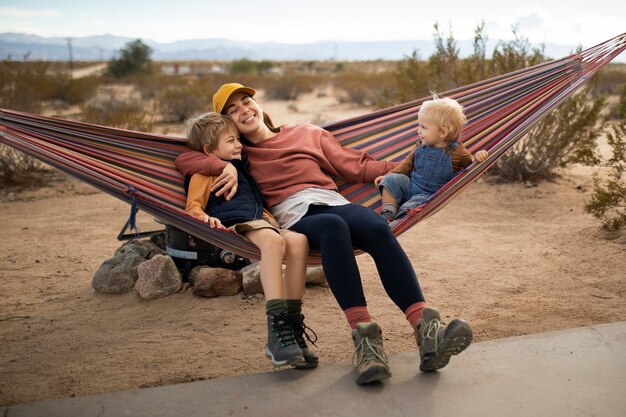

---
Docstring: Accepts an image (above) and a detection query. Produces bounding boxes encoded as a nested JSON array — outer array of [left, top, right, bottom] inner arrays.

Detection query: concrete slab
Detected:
[[5, 322, 626, 417]]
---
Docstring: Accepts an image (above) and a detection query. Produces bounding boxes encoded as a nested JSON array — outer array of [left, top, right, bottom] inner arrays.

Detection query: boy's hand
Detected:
[[374, 175, 385, 187], [201, 214, 225, 229], [473, 150, 489, 163], [211, 163, 238, 201]]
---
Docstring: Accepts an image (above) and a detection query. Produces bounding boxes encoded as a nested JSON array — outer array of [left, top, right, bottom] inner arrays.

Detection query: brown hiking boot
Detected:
[[415, 307, 472, 372], [351, 322, 392, 384]]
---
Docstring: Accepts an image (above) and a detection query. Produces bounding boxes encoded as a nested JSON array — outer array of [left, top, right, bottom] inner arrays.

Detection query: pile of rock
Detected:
[[92, 236, 326, 301]]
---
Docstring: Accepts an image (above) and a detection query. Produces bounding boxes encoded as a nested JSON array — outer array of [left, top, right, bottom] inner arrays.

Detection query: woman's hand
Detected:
[[210, 163, 239, 201], [200, 213, 226, 229], [374, 175, 385, 187], [473, 150, 489, 163]]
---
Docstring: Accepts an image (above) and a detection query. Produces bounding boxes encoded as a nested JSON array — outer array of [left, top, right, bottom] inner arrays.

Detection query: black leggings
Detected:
[[289, 204, 425, 311]]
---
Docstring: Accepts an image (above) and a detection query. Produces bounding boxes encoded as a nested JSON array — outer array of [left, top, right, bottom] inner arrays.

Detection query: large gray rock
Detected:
[[115, 239, 164, 259], [192, 267, 242, 298], [241, 262, 262, 295], [306, 266, 327, 286], [134, 254, 182, 300], [92, 252, 145, 294]]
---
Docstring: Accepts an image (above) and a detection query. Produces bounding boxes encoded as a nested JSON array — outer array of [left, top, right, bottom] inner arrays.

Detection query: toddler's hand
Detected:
[[374, 175, 385, 187], [202, 214, 225, 229], [474, 150, 489, 163]]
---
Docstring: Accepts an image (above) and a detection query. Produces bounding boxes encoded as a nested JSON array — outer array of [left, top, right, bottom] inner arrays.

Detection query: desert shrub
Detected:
[[384, 50, 431, 106], [490, 86, 606, 182], [229, 59, 257, 74], [263, 73, 315, 100], [428, 23, 463, 91], [80, 93, 158, 132], [592, 64, 626, 97], [334, 70, 396, 107], [491, 27, 546, 75], [0, 144, 46, 187], [52, 76, 101, 105], [585, 122, 626, 231], [0, 61, 55, 113], [107, 39, 153, 79], [619, 82, 626, 119], [461, 21, 490, 85], [157, 82, 212, 122]]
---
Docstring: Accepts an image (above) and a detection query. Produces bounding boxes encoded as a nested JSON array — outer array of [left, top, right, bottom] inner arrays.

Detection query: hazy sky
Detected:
[[0, 0, 624, 49]]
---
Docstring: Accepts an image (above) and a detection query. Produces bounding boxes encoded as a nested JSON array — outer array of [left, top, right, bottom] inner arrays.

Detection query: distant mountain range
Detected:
[[0, 32, 593, 62]]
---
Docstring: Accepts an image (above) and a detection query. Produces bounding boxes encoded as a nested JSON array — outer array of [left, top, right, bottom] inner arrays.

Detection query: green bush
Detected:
[[157, 82, 212, 122], [585, 122, 626, 231], [490, 86, 606, 182], [0, 61, 54, 113], [107, 39, 153, 79], [263, 73, 315, 100], [80, 93, 157, 132], [229, 59, 257, 74]]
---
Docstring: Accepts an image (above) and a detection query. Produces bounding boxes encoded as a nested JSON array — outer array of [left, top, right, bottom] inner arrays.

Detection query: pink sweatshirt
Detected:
[[176, 124, 398, 207]]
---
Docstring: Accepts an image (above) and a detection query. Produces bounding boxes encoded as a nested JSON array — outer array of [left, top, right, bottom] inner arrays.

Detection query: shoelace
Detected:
[[292, 314, 318, 348], [272, 313, 298, 347], [352, 336, 390, 369], [420, 319, 445, 353]]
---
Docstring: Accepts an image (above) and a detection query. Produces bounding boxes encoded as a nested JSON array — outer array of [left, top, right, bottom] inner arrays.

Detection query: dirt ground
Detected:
[[1, 92, 625, 406]]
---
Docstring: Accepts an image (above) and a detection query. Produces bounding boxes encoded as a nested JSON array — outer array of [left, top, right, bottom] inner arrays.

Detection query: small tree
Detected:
[[389, 49, 430, 104], [107, 39, 153, 79], [585, 121, 626, 231], [492, 25, 545, 75], [462, 21, 489, 84], [428, 22, 462, 91]]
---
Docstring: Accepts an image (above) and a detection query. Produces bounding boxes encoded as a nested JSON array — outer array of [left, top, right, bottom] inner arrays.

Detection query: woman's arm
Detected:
[[175, 149, 228, 176], [318, 129, 399, 183], [176, 150, 238, 200]]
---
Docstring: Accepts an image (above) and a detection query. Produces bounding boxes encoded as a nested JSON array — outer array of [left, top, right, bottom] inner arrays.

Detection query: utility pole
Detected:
[[65, 37, 74, 76]]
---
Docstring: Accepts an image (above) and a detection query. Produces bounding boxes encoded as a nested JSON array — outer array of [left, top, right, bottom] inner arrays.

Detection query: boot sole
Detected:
[[356, 365, 392, 384], [293, 357, 319, 369], [420, 320, 473, 372], [265, 347, 305, 368]]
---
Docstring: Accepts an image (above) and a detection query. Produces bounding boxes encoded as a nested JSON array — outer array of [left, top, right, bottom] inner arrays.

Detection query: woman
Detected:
[[176, 83, 473, 384]]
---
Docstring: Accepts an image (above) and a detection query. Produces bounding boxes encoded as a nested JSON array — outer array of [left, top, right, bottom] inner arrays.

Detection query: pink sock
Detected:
[[344, 306, 372, 329], [405, 302, 427, 329]]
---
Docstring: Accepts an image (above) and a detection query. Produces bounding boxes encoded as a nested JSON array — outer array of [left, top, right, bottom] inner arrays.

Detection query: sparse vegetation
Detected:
[[0, 144, 47, 187], [79, 93, 158, 132], [585, 121, 626, 231], [489, 86, 606, 182]]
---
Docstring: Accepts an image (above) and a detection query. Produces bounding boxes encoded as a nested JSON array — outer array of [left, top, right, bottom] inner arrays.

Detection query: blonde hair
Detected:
[[418, 94, 466, 140], [185, 112, 237, 152]]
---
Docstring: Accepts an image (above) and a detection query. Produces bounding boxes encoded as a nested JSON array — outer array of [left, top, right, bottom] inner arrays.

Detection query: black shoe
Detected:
[[290, 311, 319, 369], [266, 311, 305, 367]]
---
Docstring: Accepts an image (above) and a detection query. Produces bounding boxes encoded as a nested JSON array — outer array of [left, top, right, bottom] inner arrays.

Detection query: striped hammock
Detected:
[[1, 32, 625, 264]]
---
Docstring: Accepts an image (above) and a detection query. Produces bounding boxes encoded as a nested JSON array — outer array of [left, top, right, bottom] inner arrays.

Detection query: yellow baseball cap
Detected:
[[212, 83, 256, 114]]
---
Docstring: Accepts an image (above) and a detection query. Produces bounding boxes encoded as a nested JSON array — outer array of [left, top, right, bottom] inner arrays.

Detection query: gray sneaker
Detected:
[[266, 312, 305, 367], [290, 311, 319, 369], [415, 307, 472, 372], [351, 322, 392, 384]]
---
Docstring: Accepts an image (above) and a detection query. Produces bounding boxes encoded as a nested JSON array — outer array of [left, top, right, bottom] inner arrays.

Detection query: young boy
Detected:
[[375, 95, 489, 221], [184, 112, 316, 369]]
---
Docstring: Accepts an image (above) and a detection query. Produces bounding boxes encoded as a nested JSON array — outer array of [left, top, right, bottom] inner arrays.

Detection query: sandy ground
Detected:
[[1, 92, 625, 406]]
